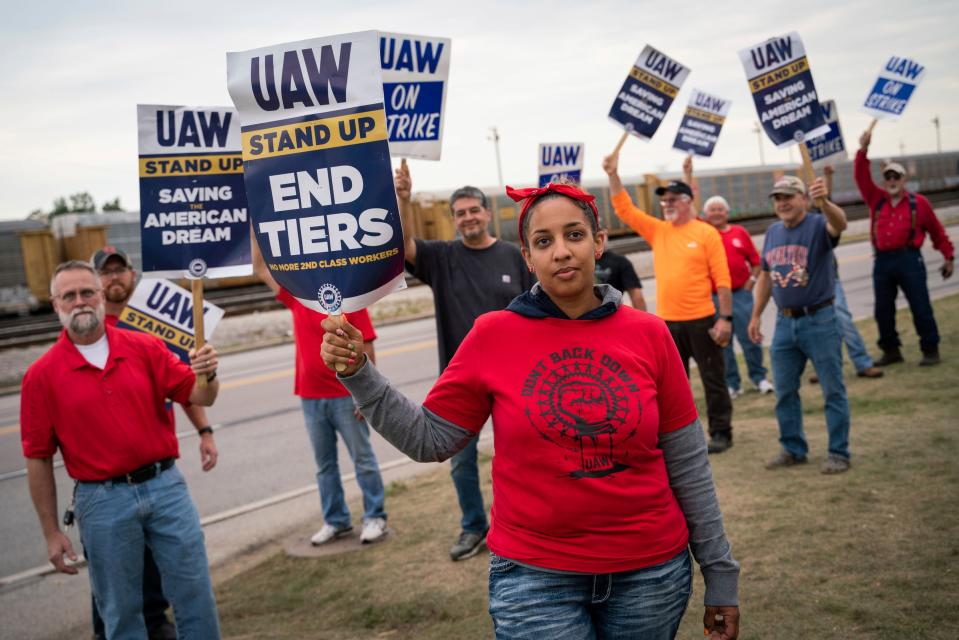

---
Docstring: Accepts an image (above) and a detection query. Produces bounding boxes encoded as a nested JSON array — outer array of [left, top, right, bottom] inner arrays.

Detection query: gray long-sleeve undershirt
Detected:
[[339, 357, 739, 606]]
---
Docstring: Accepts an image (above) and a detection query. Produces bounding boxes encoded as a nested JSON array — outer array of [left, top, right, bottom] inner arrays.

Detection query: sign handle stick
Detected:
[[332, 313, 347, 373], [191, 279, 207, 388], [798, 143, 825, 209], [867, 118, 878, 134], [400, 157, 408, 172], [612, 131, 630, 156]]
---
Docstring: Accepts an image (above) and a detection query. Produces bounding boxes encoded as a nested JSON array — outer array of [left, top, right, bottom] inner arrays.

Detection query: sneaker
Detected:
[[919, 348, 941, 367], [727, 386, 741, 400], [310, 523, 353, 546], [449, 529, 488, 561], [360, 518, 388, 544], [707, 433, 733, 454], [820, 455, 851, 474], [875, 348, 904, 366], [765, 450, 808, 470], [856, 367, 884, 378], [757, 379, 775, 394]]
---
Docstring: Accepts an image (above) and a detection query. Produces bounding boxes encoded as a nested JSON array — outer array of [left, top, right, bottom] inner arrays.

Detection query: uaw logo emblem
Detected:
[[188, 258, 208, 278], [522, 348, 640, 478], [317, 283, 343, 314]]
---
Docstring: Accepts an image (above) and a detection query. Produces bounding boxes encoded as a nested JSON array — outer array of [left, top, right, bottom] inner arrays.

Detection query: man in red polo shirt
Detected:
[[21, 261, 222, 639], [87, 246, 219, 639], [856, 127, 954, 366]]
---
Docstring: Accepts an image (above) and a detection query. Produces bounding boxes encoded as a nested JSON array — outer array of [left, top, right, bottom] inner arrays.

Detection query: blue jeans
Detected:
[[834, 279, 874, 372], [451, 436, 488, 534], [717, 289, 767, 390], [76, 465, 220, 639], [488, 549, 691, 639], [302, 396, 386, 527], [873, 248, 939, 351], [770, 306, 851, 460]]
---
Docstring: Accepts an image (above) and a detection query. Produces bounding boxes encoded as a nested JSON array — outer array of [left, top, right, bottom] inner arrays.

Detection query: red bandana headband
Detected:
[[506, 183, 599, 244]]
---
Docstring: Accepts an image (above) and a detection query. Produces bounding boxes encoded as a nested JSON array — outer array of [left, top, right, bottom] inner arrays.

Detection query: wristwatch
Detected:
[[720, 315, 734, 322], [197, 426, 214, 436]]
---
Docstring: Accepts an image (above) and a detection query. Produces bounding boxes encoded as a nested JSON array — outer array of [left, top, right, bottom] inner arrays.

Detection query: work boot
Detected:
[[875, 347, 904, 366], [856, 367, 884, 378], [919, 347, 941, 366]]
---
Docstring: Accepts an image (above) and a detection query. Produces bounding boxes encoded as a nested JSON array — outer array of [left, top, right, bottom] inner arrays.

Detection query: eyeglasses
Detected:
[[660, 198, 682, 206], [98, 266, 130, 278], [883, 173, 903, 181], [57, 288, 99, 304]]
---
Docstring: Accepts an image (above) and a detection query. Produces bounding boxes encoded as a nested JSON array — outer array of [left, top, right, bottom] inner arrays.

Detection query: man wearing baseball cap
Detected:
[[855, 128, 954, 366], [748, 174, 852, 474], [603, 153, 735, 455]]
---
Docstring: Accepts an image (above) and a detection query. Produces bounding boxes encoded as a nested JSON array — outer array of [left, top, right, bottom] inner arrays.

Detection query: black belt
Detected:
[[781, 298, 834, 318], [875, 247, 918, 256], [91, 458, 175, 485]]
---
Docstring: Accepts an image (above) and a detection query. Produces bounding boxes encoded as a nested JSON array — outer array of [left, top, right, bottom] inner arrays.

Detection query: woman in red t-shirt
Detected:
[[322, 182, 740, 640]]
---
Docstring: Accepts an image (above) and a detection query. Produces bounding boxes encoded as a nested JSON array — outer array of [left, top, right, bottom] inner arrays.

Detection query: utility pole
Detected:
[[932, 115, 941, 153], [488, 127, 504, 187], [753, 122, 765, 166]]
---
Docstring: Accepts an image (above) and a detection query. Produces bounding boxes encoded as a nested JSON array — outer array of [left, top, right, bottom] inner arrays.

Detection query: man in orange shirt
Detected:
[[603, 153, 734, 454]]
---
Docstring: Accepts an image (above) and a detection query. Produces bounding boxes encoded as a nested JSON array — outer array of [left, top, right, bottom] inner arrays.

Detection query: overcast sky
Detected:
[[1, 0, 956, 219]]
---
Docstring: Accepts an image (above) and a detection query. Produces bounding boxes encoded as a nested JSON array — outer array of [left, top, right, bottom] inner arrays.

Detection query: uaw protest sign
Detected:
[[380, 32, 451, 160], [137, 105, 252, 279], [862, 55, 926, 120], [608, 45, 689, 140], [538, 143, 584, 187], [671, 90, 730, 157], [804, 99, 846, 167], [117, 278, 225, 363], [227, 30, 406, 314], [739, 32, 829, 147]]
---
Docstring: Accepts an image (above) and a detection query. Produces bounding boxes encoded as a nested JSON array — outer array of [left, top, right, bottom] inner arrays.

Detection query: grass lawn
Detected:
[[216, 295, 959, 640]]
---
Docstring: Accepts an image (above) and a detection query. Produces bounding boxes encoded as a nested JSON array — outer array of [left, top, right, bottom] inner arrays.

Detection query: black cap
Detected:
[[654, 181, 694, 198], [91, 246, 133, 271]]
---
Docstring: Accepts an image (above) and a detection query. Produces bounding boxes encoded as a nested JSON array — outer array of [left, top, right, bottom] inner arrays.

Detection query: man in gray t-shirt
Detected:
[[395, 164, 534, 561]]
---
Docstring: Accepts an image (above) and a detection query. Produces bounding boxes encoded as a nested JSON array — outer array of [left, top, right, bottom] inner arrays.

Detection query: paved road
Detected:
[[0, 233, 956, 638]]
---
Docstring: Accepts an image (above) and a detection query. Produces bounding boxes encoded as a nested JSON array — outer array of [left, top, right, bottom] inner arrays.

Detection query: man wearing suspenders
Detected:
[[855, 127, 955, 366]]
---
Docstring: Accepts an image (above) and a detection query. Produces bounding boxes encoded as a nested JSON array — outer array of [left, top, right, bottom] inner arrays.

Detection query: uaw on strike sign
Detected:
[[739, 32, 829, 147], [380, 32, 451, 161], [861, 55, 926, 120], [227, 31, 405, 314], [138, 105, 252, 278]]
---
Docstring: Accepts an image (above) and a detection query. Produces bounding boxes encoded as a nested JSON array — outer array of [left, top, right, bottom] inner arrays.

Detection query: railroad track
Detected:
[[3, 193, 956, 350]]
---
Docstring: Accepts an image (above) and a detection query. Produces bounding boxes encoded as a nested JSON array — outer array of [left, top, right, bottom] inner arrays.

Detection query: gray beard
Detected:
[[60, 307, 104, 336]]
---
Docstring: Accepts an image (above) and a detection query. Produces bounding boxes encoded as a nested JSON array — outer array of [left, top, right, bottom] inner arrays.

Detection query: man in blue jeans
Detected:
[[21, 261, 222, 638], [749, 175, 853, 474], [395, 164, 534, 560], [253, 238, 387, 545]]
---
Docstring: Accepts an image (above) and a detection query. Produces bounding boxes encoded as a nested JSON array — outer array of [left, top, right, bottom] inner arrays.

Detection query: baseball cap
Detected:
[[882, 161, 906, 177], [91, 246, 133, 271], [654, 181, 694, 199], [769, 175, 807, 197]]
